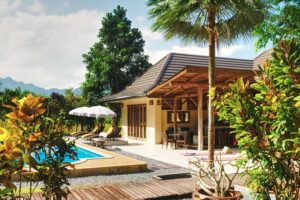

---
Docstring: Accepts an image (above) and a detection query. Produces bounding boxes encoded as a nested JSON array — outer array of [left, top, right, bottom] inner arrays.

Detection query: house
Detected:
[[101, 51, 272, 150]]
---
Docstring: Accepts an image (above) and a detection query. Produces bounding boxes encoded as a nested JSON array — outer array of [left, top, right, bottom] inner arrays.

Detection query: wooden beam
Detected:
[[187, 73, 205, 82], [171, 82, 206, 87], [181, 86, 198, 107], [175, 93, 199, 99], [162, 99, 174, 110], [147, 68, 188, 96], [163, 86, 180, 97], [174, 98, 177, 136], [198, 87, 204, 150], [181, 98, 188, 105]]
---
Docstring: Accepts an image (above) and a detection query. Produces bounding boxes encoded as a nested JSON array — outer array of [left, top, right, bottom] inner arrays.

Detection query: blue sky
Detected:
[[0, 0, 270, 89]]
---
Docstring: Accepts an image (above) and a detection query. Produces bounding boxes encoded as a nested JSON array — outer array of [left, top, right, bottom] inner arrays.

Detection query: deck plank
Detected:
[[29, 177, 196, 200], [117, 184, 141, 199], [109, 185, 132, 200], [95, 187, 119, 200], [86, 188, 107, 200]]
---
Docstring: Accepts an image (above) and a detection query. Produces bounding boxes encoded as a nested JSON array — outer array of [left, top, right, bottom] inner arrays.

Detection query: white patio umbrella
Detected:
[[68, 106, 90, 116], [68, 106, 91, 132], [85, 105, 116, 118]]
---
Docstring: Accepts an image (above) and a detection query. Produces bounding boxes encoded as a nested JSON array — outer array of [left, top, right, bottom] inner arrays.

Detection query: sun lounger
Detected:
[[104, 127, 120, 140], [81, 126, 102, 140], [69, 131, 87, 137], [97, 127, 114, 139]]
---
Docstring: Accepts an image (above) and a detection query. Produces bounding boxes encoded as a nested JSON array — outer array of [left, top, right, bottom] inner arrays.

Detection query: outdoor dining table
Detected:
[[168, 133, 184, 139]]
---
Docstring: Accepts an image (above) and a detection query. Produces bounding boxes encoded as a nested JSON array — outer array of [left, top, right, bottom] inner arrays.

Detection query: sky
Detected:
[[0, 0, 271, 89]]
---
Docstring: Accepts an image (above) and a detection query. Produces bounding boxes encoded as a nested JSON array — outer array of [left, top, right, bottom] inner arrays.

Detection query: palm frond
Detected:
[[147, 0, 271, 46]]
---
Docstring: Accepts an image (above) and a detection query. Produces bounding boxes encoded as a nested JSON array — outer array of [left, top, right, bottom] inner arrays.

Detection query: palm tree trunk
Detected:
[[207, 10, 216, 168]]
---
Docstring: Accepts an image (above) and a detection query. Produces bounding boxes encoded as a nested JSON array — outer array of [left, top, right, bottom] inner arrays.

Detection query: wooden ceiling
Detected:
[[147, 66, 255, 98]]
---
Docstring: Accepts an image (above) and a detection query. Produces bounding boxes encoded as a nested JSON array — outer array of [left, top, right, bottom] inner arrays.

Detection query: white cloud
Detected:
[[136, 16, 144, 22], [145, 49, 170, 64], [140, 27, 163, 41], [0, 0, 21, 16], [27, 0, 44, 14], [146, 45, 246, 63], [172, 45, 246, 57], [63, 1, 70, 7], [0, 5, 103, 89]]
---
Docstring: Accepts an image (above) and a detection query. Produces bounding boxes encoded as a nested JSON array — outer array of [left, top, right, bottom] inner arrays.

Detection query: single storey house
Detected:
[[101, 50, 272, 150]]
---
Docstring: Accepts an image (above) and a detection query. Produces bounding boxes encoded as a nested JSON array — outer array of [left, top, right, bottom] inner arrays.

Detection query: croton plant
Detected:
[[215, 40, 300, 199], [0, 94, 76, 200]]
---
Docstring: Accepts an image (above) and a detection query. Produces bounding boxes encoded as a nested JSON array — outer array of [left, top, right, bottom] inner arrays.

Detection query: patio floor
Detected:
[[113, 139, 240, 173]]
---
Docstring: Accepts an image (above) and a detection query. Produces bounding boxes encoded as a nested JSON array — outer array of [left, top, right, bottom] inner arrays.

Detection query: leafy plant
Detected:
[[190, 154, 242, 198], [254, 0, 300, 49], [0, 94, 76, 199], [215, 40, 300, 199], [36, 114, 76, 200]]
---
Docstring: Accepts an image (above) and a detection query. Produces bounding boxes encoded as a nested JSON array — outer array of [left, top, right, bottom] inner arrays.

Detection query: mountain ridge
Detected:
[[0, 76, 81, 96]]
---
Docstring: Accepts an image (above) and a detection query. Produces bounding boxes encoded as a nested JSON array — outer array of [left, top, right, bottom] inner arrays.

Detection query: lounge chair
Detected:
[[69, 130, 88, 137], [98, 127, 114, 139], [80, 126, 103, 140], [104, 127, 120, 140], [91, 127, 121, 147]]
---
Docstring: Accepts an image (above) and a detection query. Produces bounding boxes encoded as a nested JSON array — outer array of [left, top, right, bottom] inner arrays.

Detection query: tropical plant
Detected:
[[147, 0, 270, 166], [36, 114, 76, 200], [0, 87, 32, 122], [82, 5, 151, 106], [254, 0, 300, 49], [190, 153, 242, 198], [215, 40, 300, 199], [0, 94, 76, 199]]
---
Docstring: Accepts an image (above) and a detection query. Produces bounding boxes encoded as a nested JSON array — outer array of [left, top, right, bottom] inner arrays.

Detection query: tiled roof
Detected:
[[253, 49, 273, 69], [101, 50, 271, 102]]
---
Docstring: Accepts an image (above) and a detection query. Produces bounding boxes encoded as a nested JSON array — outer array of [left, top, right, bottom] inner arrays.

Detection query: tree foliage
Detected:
[[254, 0, 300, 49], [82, 6, 151, 106], [147, 0, 270, 166], [215, 40, 300, 199], [0, 88, 33, 124], [0, 94, 76, 199], [148, 0, 270, 46]]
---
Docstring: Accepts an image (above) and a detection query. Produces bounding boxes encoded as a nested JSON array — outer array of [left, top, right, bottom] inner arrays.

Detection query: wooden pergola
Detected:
[[147, 66, 255, 150]]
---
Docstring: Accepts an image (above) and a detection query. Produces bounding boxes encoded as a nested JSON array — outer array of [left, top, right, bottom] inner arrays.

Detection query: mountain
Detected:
[[0, 77, 81, 96]]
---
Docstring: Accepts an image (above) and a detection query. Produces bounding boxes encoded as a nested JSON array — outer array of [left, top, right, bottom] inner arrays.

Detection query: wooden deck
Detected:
[[31, 178, 196, 200]]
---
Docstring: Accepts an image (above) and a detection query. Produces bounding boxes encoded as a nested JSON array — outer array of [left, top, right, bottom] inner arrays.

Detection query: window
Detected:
[[167, 111, 190, 123]]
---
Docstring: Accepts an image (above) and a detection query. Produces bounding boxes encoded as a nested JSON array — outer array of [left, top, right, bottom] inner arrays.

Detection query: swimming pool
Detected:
[[34, 146, 111, 164]]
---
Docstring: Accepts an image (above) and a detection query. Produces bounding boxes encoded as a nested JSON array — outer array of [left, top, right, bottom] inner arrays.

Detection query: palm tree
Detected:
[[147, 0, 270, 167]]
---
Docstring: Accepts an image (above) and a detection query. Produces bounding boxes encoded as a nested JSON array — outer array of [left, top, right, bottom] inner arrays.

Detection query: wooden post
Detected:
[[174, 98, 177, 135], [198, 87, 204, 150]]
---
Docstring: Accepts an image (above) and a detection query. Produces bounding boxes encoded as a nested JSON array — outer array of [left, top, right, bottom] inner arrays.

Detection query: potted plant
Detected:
[[190, 153, 243, 200]]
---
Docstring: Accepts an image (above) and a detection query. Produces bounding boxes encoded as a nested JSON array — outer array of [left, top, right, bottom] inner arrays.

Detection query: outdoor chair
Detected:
[[70, 125, 104, 138], [91, 126, 117, 147], [69, 130, 86, 137], [161, 131, 176, 149], [106, 127, 121, 140], [175, 131, 190, 149], [80, 126, 103, 140], [98, 127, 114, 139]]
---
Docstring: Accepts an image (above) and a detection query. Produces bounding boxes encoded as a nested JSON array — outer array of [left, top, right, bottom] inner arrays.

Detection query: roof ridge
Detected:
[[145, 53, 173, 92], [170, 52, 252, 61], [126, 53, 169, 89], [253, 48, 273, 60]]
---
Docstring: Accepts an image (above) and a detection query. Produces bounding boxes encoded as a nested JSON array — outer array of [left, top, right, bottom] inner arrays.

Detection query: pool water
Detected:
[[34, 146, 105, 163]]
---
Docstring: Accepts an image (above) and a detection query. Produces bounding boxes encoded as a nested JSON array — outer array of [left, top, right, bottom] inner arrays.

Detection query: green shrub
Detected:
[[215, 40, 300, 199]]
